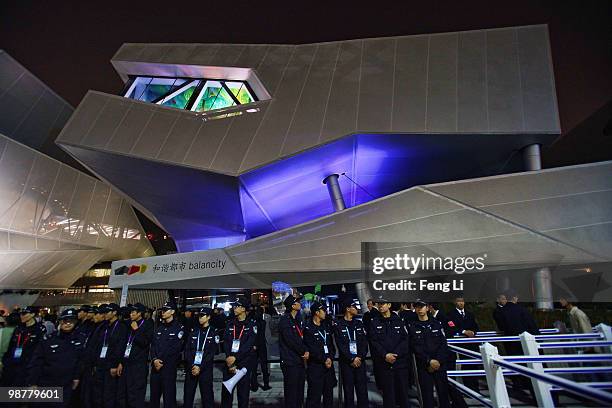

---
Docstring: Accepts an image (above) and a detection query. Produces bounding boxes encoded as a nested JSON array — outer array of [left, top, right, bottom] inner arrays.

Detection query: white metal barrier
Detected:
[[447, 324, 612, 407]]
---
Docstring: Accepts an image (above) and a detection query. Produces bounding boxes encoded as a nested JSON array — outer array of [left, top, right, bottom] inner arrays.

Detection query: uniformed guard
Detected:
[[303, 301, 336, 408], [446, 297, 480, 394], [334, 298, 369, 408], [369, 298, 412, 408], [279, 294, 308, 408], [150, 301, 185, 408], [222, 297, 258, 408], [71, 305, 95, 407], [184, 307, 218, 408], [250, 306, 271, 392], [409, 300, 451, 408], [90, 303, 129, 408], [1, 305, 47, 386], [116, 303, 153, 408], [27, 308, 86, 407], [81, 305, 107, 408]]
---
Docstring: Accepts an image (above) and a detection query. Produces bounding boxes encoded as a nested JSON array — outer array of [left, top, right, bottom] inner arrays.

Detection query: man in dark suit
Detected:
[[446, 297, 480, 392]]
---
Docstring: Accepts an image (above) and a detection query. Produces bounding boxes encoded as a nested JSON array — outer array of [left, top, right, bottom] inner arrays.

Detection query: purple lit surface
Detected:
[[66, 133, 553, 251]]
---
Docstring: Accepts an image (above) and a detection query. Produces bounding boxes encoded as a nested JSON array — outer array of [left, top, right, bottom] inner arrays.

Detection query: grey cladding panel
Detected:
[[457, 31, 488, 131], [187, 45, 221, 65], [426, 33, 458, 132], [138, 44, 170, 63], [392, 36, 428, 132], [240, 45, 317, 171], [12, 89, 64, 149], [517, 26, 559, 132], [487, 29, 524, 132], [282, 43, 340, 155], [0, 52, 23, 92], [113, 44, 146, 61], [58, 92, 107, 145], [255, 46, 295, 96], [182, 114, 234, 169], [209, 45, 246, 67], [105, 102, 155, 153], [160, 45, 197, 64], [82, 98, 130, 148], [235, 45, 270, 69], [0, 142, 36, 229], [130, 109, 178, 159], [157, 114, 203, 163], [321, 40, 362, 142], [0, 72, 44, 138], [357, 39, 395, 132]]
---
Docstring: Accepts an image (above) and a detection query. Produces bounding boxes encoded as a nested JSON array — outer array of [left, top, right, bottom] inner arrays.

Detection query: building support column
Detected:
[[534, 267, 554, 310], [323, 174, 346, 212], [523, 144, 553, 310]]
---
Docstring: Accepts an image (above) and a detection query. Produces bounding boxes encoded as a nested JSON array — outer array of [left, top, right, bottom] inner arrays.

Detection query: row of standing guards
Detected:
[[0, 296, 481, 408]]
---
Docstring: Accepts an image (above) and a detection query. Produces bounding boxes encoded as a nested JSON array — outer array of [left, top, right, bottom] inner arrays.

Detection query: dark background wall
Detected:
[[1, 0, 610, 165]]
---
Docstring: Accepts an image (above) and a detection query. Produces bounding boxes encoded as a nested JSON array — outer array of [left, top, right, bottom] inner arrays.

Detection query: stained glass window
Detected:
[[123, 76, 257, 113]]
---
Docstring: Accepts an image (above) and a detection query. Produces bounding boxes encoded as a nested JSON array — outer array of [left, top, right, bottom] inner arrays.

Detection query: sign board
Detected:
[[109, 249, 240, 289]]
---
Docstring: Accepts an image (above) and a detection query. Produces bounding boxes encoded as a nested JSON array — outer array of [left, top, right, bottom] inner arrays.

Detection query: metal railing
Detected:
[[446, 323, 612, 407]]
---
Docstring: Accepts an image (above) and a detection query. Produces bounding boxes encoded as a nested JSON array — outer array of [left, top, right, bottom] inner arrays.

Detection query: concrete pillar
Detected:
[[355, 283, 373, 312], [323, 174, 346, 212], [523, 144, 542, 171], [534, 267, 554, 310]]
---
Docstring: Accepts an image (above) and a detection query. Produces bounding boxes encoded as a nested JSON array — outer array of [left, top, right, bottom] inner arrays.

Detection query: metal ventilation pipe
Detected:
[[522, 144, 542, 171], [323, 174, 346, 212], [534, 267, 554, 310]]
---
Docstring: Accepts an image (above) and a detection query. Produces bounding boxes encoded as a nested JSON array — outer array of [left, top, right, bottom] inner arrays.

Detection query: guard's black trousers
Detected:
[[281, 363, 305, 408], [222, 364, 252, 408], [416, 366, 451, 408], [339, 361, 369, 408], [150, 363, 178, 408], [379, 364, 412, 408], [184, 364, 214, 408], [92, 365, 119, 408], [251, 343, 270, 388], [116, 361, 149, 408], [79, 366, 94, 408], [306, 363, 335, 408]]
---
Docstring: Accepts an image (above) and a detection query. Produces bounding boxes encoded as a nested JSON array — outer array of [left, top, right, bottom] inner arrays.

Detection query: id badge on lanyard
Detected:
[[231, 339, 241, 353], [194, 351, 204, 365], [349, 341, 358, 356], [13, 347, 23, 359], [14, 333, 28, 359], [123, 344, 132, 358], [100, 345, 108, 358]]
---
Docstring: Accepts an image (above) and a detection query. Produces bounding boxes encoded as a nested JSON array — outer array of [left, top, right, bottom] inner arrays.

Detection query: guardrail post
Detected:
[[520, 332, 554, 407], [480, 342, 511, 408], [594, 324, 612, 353]]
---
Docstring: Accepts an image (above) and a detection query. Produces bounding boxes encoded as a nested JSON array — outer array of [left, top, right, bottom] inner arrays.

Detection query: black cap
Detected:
[[60, 308, 78, 320], [160, 301, 177, 311], [375, 297, 391, 305], [310, 301, 325, 314], [97, 304, 109, 313], [78, 305, 92, 313], [107, 303, 120, 312], [283, 294, 302, 310], [339, 298, 357, 313], [20, 306, 37, 314], [414, 299, 428, 307], [231, 297, 250, 308], [129, 303, 147, 313], [199, 307, 213, 316]]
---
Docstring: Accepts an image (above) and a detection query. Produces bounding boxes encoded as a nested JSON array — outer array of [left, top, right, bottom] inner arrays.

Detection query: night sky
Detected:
[[1, 0, 611, 166]]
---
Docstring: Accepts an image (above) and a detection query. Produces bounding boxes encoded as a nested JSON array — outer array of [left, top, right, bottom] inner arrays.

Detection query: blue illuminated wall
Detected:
[[64, 132, 544, 251]]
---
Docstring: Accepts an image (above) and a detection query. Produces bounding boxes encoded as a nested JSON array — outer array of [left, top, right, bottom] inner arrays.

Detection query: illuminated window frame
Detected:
[[122, 75, 258, 113]]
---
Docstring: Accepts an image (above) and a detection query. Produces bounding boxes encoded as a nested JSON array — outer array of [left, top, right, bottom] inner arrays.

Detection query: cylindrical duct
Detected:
[[323, 174, 346, 212], [533, 267, 553, 310], [522, 144, 542, 171]]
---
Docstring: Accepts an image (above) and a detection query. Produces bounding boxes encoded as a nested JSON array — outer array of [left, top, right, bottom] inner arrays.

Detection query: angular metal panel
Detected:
[[457, 31, 488, 131], [427, 33, 458, 132]]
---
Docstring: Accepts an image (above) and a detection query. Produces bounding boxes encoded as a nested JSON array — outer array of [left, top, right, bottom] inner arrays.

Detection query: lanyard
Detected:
[[103, 320, 119, 347], [16, 333, 30, 348], [197, 326, 212, 352], [233, 324, 245, 340], [318, 330, 327, 344], [294, 322, 303, 338], [127, 319, 144, 345], [345, 327, 356, 342]]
